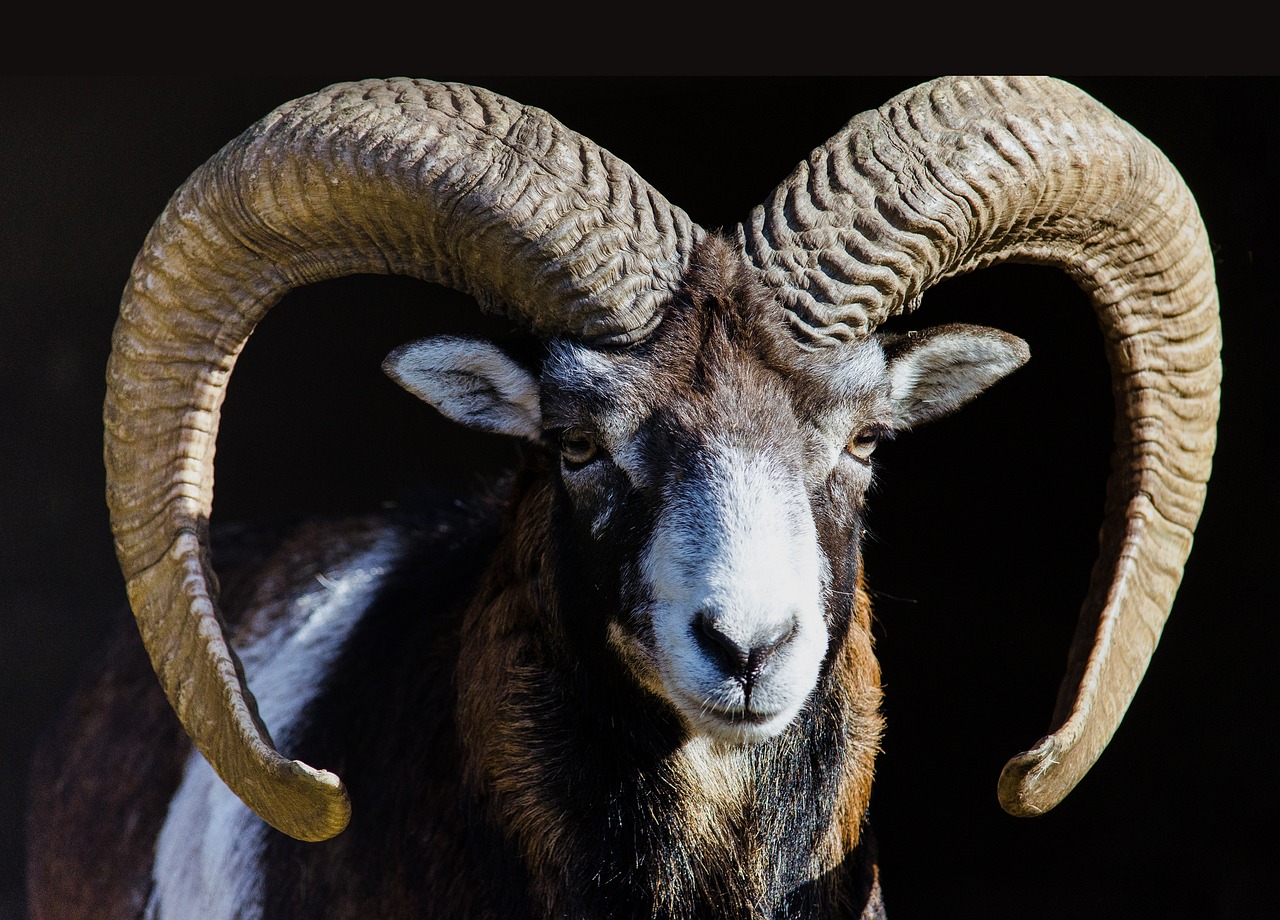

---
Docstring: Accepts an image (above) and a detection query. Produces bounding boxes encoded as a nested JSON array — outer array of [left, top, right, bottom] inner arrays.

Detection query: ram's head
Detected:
[[103, 77, 1220, 841], [385, 233, 1028, 754]]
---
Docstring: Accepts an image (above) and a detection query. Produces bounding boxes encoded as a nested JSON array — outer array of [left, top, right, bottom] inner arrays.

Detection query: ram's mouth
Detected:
[[670, 688, 795, 744], [704, 703, 775, 726]]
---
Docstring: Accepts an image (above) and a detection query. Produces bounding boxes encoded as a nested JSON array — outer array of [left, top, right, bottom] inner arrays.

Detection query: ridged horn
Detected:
[[736, 75, 1220, 816], [104, 78, 700, 841]]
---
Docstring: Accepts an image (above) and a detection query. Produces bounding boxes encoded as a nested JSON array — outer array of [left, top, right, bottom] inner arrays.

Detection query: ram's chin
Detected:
[[695, 710, 794, 746], [672, 690, 806, 746]]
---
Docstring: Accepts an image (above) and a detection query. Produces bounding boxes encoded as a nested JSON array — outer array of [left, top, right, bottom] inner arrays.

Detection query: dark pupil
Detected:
[[562, 433, 594, 459]]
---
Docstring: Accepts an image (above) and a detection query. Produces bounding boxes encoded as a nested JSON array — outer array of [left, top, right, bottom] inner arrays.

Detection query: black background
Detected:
[[3, 77, 1275, 918]]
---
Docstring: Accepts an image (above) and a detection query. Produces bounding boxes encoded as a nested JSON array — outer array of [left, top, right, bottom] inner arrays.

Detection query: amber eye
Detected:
[[845, 427, 882, 462], [559, 428, 599, 466]]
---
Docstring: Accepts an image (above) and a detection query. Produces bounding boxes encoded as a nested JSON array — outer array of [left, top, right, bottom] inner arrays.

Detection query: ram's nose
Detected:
[[693, 610, 796, 700]]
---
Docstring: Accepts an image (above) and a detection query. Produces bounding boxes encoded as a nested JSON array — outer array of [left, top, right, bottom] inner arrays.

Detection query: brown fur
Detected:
[[27, 624, 187, 920]]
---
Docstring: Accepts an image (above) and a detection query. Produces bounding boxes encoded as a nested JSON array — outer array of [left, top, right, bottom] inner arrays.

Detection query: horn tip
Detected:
[[252, 761, 352, 842], [996, 737, 1073, 818]]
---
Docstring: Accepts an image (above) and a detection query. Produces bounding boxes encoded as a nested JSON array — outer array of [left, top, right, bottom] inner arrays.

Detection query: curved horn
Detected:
[[105, 78, 700, 840], [737, 76, 1220, 816]]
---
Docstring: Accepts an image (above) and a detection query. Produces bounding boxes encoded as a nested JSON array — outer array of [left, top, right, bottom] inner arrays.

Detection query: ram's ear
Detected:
[[383, 336, 542, 441], [881, 323, 1030, 430]]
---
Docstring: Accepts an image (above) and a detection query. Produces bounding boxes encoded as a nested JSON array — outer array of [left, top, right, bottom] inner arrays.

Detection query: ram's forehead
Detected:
[[541, 329, 892, 428], [791, 337, 891, 405], [548, 323, 891, 384], [540, 338, 658, 426], [543, 339, 644, 400]]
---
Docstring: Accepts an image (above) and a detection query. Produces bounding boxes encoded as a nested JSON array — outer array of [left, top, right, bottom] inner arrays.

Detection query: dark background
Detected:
[[3, 77, 1274, 918]]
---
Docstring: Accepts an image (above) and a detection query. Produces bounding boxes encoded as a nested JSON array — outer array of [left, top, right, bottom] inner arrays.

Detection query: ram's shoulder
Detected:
[[212, 485, 512, 644]]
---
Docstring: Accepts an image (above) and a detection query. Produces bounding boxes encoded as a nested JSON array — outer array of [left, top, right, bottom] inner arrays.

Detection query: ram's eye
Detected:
[[559, 428, 599, 467], [845, 426, 883, 462]]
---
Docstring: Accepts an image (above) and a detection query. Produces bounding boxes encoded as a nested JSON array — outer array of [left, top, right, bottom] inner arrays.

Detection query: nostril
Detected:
[[745, 621, 795, 680], [693, 612, 798, 685], [693, 611, 749, 676]]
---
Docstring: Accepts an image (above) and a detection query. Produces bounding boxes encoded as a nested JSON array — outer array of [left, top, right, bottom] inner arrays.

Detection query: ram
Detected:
[[28, 76, 1220, 919]]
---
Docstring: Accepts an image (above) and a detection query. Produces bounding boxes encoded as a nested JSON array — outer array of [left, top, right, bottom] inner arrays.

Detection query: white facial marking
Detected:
[[146, 535, 403, 920], [641, 442, 828, 741]]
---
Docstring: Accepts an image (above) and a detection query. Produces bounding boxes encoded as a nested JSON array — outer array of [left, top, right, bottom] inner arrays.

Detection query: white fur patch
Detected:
[[145, 534, 403, 920], [641, 443, 828, 741]]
